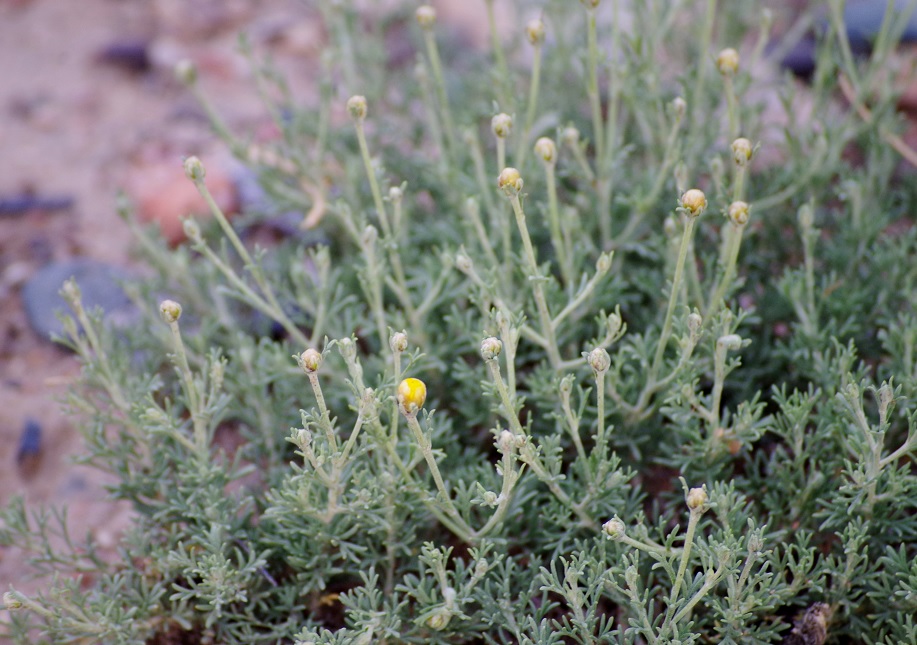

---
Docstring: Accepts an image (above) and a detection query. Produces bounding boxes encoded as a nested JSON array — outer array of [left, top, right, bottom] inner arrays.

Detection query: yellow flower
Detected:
[[397, 378, 427, 415]]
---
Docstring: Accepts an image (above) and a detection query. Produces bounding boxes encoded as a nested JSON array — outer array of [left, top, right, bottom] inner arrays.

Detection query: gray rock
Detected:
[[21, 259, 136, 341]]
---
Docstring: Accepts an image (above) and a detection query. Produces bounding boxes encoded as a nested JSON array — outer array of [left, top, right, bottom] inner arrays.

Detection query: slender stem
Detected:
[[422, 30, 457, 155], [668, 509, 701, 608], [484, 0, 511, 110], [509, 195, 563, 370], [516, 43, 543, 167], [649, 216, 697, 381], [544, 162, 574, 286], [405, 413, 475, 538]]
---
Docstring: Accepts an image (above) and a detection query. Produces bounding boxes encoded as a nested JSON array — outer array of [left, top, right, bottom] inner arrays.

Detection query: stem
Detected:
[[422, 30, 457, 155], [484, 0, 511, 110], [509, 194, 563, 370], [649, 216, 698, 381], [668, 509, 702, 608], [516, 43, 543, 167], [544, 161, 574, 286]]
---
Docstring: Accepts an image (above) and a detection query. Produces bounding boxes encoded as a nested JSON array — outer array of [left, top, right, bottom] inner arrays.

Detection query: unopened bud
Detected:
[[717, 334, 743, 351], [388, 186, 403, 203], [602, 517, 626, 539], [596, 251, 612, 274], [361, 224, 378, 248], [728, 201, 750, 226], [455, 249, 473, 273], [716, 48, 739, 76], [174, 59, 197, 85], [425, 606, 452, 630], [390, 331, 408, 353], [346, 95, 367, 121], [159, 300, 182, 324], [481, 336, 503, 361], [588, 347, 610, 375], [534, 137, 556, 164], [672, 96, 687, 119], [497, 429, 514, 453], [182, 217, 202, 241], [686, 486, 708, 510], [3, 592, 23, 610], [731, 137, 753, 166], [415, 5, 436, 29], [680, 189, 707, 217], [498, 167, 523, 195], [525, 18, 545, 45], [562, 126, 580, 147], [300, 348, 322, 373], [686, 312, 703, 335], [183, 156, 205, 182], [491, 113, 513, 139]]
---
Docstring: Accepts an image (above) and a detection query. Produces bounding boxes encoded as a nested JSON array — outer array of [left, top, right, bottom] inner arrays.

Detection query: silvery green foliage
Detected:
[[3, 1, 917, 643]]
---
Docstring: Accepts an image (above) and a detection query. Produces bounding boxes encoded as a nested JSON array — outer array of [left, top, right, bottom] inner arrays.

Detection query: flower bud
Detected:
[[182, 217, 202, 242], [491, 113, 513, 139], [717, 334, 743, 351], [174, 59, 197, 85], [3, 591, 23, 610], [455, 249, 473, 273], [680, 189, 707, 217], [346, 95, 367, 121], [415, 5, 436, 29], [183, 156, 205, 182], [481, 336, 503, 361], [425, 606, 452, 630], [482, 491, 499, 506], [596, 251, 612, 274], [731, 137, 753, 166], [534, 137, 556, 164], [728, 201, 750, 226], [498, 167, 523, 196], [296, 427, 312, 448], [686, 312, 703, 335], [159, 299, 182, 324], [607, 311, 623, 338], [361, 224, 378, 248], [474, 558, 489, 578], [559, 374, 574, 395], [672, 96, 687, 119], [300, 348, 322, 373], [562, 125, 580, 147], [663, 216, 677, 239], [338, 337, 356, 360], [686, 486, 708, 510], [388, 186, 403, 203], [497, 429, 514, 453], [716, 48, 739, 76], [397, 377, 427, 415], [525, 18, 545, 45], [797, 203, 814, 230], [588, 347, 610, 375], [602, 517, 626, 539], [390, 331, 408, 353]]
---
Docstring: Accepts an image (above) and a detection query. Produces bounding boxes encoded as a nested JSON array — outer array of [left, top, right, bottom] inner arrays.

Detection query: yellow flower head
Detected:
[[397, 378, 427, 415]]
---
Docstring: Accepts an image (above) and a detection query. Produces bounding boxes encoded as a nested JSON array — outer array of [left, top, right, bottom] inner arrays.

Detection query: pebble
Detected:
[[16, 418, 42, 479], [21, 259, 137, 342]]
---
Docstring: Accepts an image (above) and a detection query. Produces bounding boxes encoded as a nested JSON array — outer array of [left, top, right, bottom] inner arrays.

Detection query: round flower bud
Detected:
[[663, 216, 677, 239], [588, 347, 610, 375], [425, 606, 452, 630], [607, 311, 623, 338], [159, 299, 182, 324], [596, 252, 612, 274], [717, 334, 743, 351], [533, 137, 556, 164], [559, 374, 574, 395], [686, 486, 708, 510], [174, 59, 197, 85], [338, 337, 356, 360], [346, 95, 367, 121], [3, 592, 23, 610], [716, 48, 739, 76], [482, 491, 499, 506], [525, 18, 545, 45], [182, 217, 202, 242], [300, 348, 322, 373], [680, 188, 707, 217], [296, 428, 312, 448], [183, 156, 205, 182], [361, 224, 378, 247], [387, 185, 403, 203], [728, 201, 750, 226], [397, 377, 427, 415], [491, 113, 513, 139], [455, 249, 473, 273], [731, 137, 753, 166], [602, 517, 626, 539], [390, 331, 408, 353], [497, 429, 515, 453], [481, 336, 503, 361], [415, 5, 436, 29], [562, 125, 580, 147], [686, 312, 703, 335], [498, 167, 523, 196], [672, 96, 687, 119]]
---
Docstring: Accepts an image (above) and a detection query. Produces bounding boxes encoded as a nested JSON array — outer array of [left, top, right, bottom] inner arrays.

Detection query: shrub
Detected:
[[3, 1, 917, 643]]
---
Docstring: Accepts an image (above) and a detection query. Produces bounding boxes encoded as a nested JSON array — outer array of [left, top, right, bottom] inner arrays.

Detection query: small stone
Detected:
[[21, 259, 137, 341]]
